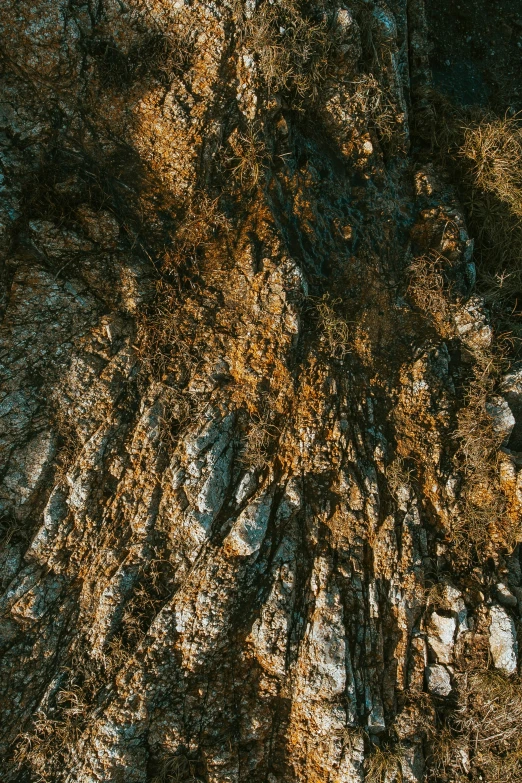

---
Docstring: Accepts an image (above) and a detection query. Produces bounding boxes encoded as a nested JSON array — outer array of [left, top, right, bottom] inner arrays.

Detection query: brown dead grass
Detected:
[[427, 671, 522, 783], [238, 0, 343, 107], [365, 744, 404, 783], [407, 252, 454, 335], [315, 294, 351, 358]]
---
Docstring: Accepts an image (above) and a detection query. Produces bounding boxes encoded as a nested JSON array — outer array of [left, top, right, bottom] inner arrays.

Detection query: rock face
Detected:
[[0, 1, 521, 782]]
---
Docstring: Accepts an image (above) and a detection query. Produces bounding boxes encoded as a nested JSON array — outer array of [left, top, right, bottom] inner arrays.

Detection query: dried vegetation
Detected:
[[315, 293, 351, 359], [237, 0, 344, 107], [365, 744, 404, 783], [408, 105, 522, 561], [426, 670, 522, 783]]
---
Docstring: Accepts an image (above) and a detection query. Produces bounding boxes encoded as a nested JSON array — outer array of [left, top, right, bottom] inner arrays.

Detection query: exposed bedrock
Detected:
[[1, 1, 521, 782]]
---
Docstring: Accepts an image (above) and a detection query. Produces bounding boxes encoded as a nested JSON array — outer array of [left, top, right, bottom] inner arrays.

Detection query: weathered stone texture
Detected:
[[0, 1, 521, 782]]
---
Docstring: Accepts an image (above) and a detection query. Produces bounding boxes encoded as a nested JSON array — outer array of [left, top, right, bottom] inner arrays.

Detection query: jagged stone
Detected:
[[489, 604, 519, 674], [427, 612, 456, 664], [425, 664, 452, 697]]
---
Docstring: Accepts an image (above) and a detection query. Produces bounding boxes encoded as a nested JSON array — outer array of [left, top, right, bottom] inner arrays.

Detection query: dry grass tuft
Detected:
[[386, 458, 413, 503], [427, 671, 522, 783], [349, 74, 399, 142], [407, 252, 453, 332], [427, 726, 470, 782], [457, 670, 522, 748], [13, 655, 100, 781], [461, 115, 522, 219], [150, 754, 200, 783], [365, 744, 404, 783], [452, 346, 516, 556], [239, 0, 343, 107], [228, 124, 270, 188], [316, 294, 351, 358], [241, 412, 280, 470]]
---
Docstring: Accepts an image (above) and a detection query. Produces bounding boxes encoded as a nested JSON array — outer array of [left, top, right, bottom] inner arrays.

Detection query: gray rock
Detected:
[[224, 489, 274, 556], [496, 582, 518, 609], [486, 396, 515, 441], [489, 604, 518, 674], [425, 664, 452, 697], [427, 612, 456, 664]]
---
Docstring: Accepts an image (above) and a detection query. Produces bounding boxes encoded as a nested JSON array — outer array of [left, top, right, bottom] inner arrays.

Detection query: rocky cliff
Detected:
[[1, 1, 522, 781]]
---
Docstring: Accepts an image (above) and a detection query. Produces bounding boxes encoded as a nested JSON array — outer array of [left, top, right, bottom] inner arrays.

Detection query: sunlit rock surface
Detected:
[[1, 1, 521, 782]]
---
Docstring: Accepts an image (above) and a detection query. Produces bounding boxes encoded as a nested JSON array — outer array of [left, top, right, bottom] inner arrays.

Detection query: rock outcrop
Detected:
[[1, 1, 521, 782]]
